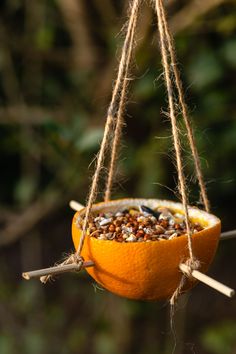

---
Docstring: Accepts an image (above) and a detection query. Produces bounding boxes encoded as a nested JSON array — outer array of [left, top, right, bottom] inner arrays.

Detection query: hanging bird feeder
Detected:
[[71, 198, 221, 301], [23, 0, 235, 303]]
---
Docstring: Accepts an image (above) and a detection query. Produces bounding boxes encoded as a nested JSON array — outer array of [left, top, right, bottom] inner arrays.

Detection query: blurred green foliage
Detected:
[[0, 0, 236, 353], [201, 321, 236, 354]]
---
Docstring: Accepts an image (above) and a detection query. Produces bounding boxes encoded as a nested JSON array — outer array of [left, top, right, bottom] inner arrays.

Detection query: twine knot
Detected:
[[170, 258, 200, 306], [60, 253, 80, 266], [70, 254, 84, 267], [182, 258, 200, 279]]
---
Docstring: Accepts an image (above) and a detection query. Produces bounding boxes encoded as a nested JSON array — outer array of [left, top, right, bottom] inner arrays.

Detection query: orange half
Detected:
[[72, 198, 221, 301]]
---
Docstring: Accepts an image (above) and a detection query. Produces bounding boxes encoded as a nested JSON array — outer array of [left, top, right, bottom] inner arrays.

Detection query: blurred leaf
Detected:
[[0, 335, 15, 354], [35, 27, 54, 50], [59, 114, 87, 142], [42, 119, 61, 132], [200, 91, 228, 121], [187, 50, 223, 89], [47, 305, 65, 329], [6, 0, 21, 12], [221, 121, 236, 151], [15, 282, 40, 313], [133, 72, 156, 99], [201, 321, 236, 354], [76, 127, 104, 152], [222, 40, 236, 67], [95, 332, 117, 354], [23, 332, 45, 354], [67, 327, 86, 352], [43, 79, 63, 104], [14, 177, 37, 205], [135, 137, 168, 197], [216, 13, 236, 35]]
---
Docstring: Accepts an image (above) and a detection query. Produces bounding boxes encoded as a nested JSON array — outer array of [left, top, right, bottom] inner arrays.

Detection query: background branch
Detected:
[[170, 0, 229, 33]]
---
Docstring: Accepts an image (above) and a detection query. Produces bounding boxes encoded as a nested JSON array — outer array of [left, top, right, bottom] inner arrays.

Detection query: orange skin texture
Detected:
[[72, 199, 221, 301]]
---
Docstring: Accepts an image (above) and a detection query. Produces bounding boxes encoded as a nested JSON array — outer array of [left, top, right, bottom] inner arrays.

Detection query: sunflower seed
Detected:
[[98, 234, 107, 240], [99, 218, 112, 226], [106, 232, 115, 240], [155, 225, 165, 233], [115, 212, 123, 217], [126, 234, 137, 242], [169, 233, 178, 240], [165, 229, 176, 235]]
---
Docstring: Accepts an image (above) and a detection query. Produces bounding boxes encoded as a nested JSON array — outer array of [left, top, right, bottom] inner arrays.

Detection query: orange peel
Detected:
[[72, 198, 221, 301]]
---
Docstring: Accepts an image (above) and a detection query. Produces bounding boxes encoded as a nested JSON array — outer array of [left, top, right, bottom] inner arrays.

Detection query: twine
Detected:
[[107, 0, 141, 119], [76, 0, 141, 256], [104, 0, 140, 202], [170, 259, 200, 306], [158, 0, 210, 213], [76, 113, 114, 256], [153, 0, 203, 304], [154, 0, 194, 261]]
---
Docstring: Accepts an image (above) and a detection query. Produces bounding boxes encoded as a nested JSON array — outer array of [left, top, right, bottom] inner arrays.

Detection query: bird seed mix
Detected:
[[76, 205, 204, 242]]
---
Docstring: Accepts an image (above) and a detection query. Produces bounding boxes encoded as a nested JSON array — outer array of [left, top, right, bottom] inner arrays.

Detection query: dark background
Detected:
[[0, 0, 236, 353]]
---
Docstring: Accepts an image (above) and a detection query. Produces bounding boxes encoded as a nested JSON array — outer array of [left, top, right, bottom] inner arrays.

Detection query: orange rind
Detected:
[[72, 198, 221, 301]]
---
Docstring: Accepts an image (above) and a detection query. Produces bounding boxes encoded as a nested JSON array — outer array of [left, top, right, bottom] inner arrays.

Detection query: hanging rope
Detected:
[[154, 0, 193, 260], [103, 85, 126, 202], [104, 2, 139, 201], [158, 0, 210, 213], [76, 0, 141, 256], [105, 1, 210, 211], [75, 113, 113, 257], [106, 0, 141, 120], [154, 0, 204, 304]]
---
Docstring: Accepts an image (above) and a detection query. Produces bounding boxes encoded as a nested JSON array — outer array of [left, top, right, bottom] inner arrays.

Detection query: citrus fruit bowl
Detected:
[[72, 198, 221, 301]]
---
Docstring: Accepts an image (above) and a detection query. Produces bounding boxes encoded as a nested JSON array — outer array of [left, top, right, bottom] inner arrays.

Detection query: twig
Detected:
[[0, 193, 59, 247], [57, 0, 97, 70], [93, 0, 117, 24], [220, 230, 236, 241], [170, 0, 227, 34], [22, 260, 94, 281], [69, 200, 84, 212], [0, 106, 66, 125], [179, 263, 235, 298], [0, 188, 79, 247], [0, 22, 23, 105]]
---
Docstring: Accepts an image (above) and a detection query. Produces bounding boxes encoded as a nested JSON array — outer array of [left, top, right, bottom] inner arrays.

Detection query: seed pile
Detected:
[[76, 205, 203, 242]]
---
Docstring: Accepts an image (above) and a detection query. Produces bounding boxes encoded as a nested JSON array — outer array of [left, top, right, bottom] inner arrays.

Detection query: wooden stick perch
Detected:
[[69, 200, 84, 212], [220, 229, 236, 241], [179, 263, 235, 298], [22, 260, 94, 282]]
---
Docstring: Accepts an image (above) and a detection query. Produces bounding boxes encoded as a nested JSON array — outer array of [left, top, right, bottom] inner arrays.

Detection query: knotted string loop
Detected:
[[170, 258, 200, 306]]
